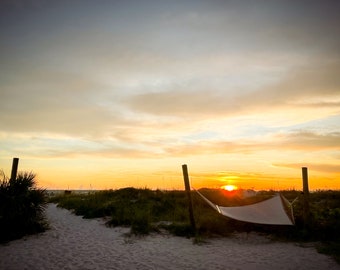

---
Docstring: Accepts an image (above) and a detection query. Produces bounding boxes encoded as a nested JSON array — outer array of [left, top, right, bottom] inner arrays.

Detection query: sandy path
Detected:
[[0, 204, 338, 270]]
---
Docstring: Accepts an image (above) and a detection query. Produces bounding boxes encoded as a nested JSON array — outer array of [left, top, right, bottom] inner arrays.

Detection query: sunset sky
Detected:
[[1, 0, 339, 191]]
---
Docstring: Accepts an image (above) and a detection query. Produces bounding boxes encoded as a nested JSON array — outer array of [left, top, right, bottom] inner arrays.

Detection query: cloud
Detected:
[[2, 1, 340, 129], [161, 131, 340, 157], [273, 163, 340, 174], [252, 60, 340, 104], [273, 131, 340, 151], [0, 70, 130, 137], [126, 58, 340, 121]]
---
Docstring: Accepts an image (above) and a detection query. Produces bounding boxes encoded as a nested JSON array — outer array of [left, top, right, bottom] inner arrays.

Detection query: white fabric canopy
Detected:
[[196, 191, 294, 225]]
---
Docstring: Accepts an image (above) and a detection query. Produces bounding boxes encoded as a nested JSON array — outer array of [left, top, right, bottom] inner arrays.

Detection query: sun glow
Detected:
[[221, 185, 238, 191]]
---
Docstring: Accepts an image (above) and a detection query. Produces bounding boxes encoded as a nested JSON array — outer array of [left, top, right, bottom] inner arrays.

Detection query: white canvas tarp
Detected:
[[196, 191, 294, 225]]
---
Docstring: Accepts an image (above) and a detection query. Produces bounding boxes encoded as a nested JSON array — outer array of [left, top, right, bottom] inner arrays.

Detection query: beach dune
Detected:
[[0, 204, 338, 270]]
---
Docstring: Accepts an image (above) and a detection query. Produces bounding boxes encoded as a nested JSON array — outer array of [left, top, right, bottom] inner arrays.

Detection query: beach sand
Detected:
[[0, 204, 338, 270]]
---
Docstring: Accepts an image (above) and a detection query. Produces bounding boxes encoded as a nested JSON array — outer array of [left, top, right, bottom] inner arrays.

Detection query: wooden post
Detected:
[[302, 167, 310, 227], [182, 164, 196, 232], [10, 157, 19, 181]]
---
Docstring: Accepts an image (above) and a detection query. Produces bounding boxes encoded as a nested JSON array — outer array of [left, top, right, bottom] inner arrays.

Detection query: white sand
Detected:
[[0, 204, 338, 270]]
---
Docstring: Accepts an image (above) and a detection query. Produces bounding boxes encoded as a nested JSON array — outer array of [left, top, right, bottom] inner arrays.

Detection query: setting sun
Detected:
[[221, 185, 238, 191]]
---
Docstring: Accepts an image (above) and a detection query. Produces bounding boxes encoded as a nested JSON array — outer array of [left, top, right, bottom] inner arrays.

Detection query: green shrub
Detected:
[[0, 171, 47, 242], [161, 222, 195, 237], [131, 212, 151, 235]]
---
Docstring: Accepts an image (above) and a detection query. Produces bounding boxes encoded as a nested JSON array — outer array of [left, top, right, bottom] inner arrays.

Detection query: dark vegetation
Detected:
[[49, 187, 340, 263], [0, 171, 47, 243]]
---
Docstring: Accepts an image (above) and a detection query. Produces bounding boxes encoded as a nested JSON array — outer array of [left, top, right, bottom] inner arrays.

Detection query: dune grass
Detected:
[[49, 188, 340, 238], [50, 188, 194, 235], [49, 187, 340, 262]]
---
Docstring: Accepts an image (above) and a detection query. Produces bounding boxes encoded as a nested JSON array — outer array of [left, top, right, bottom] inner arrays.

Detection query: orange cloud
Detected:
[[273, 163, 340, 174]]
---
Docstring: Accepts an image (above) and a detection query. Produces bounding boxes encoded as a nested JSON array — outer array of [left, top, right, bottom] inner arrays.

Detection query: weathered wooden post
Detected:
[[302, 167, 310, 227], [10, 157, 19, 181], [182, 164, 196, 233]]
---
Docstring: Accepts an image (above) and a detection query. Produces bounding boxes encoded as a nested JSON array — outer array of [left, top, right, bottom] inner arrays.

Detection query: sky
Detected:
[[1, 0, 340, 191]]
